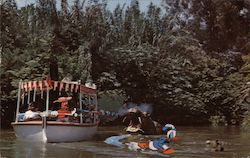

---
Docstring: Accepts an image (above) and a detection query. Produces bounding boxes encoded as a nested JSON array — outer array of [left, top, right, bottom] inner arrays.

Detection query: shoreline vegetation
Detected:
[[1, 0, 250, 129]]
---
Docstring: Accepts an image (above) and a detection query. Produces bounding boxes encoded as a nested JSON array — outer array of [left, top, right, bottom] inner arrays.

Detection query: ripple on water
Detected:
[[0, 127, 250, 158]]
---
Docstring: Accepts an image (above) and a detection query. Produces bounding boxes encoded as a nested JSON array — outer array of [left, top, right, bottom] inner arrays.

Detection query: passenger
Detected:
[[54, 97, 72, 121], [83, 104, 96, 123], [88, 104, 96, 111], [24, 102, 41, 120]]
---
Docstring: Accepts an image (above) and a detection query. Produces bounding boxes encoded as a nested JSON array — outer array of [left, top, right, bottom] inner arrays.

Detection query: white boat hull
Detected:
[[12, 121, 98, 143]]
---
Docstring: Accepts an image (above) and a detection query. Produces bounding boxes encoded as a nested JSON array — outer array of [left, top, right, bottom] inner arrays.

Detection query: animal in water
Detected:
[[206, 139, 224, 151], [122, 108, 163, 135]]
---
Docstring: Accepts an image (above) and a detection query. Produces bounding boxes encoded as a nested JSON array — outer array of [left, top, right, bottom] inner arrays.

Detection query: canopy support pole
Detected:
[[79, 80, 83, 124], [33, 81, 36, 102], [15, 80, 22, 122], [27, 88, 30, 104], [46, 87, 49, 116]]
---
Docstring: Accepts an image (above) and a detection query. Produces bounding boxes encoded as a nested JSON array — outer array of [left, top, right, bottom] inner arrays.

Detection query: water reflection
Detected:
[[1, 126, 250, 158], [0, 130, 98, 158], [173, 126, 250, 158], [9, 140, 96, 158], [14, 141, 45, 158]]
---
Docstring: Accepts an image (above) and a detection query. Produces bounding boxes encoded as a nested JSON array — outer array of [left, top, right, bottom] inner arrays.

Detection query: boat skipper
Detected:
[[53, 97, 72, 121]]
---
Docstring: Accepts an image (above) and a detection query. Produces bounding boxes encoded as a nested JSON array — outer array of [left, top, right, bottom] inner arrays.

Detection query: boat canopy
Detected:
[[20, 80, 97, 96]]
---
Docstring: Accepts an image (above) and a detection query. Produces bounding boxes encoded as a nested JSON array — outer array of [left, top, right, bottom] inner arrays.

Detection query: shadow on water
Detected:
[[0, 126, 250, 158]]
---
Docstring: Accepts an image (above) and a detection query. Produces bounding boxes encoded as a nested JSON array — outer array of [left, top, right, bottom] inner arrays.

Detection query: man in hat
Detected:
[[54, 97, 72, 121]]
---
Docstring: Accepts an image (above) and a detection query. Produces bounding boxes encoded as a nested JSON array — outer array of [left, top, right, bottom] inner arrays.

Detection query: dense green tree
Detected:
[[1, 0, 249, 127]]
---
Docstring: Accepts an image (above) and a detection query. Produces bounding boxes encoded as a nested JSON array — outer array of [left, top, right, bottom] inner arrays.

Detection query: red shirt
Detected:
[[57, 109, 70, 119]]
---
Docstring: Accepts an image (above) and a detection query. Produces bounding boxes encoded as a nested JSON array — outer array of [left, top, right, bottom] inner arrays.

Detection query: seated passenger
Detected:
[[84, 104, 97, 123], [24, 102, 41, 120], [88, 104, 96, 111], [54, 97, 72, 121]]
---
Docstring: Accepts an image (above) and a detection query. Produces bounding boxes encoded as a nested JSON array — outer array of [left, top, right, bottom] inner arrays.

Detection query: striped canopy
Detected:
[[20, 80, 97, 96]]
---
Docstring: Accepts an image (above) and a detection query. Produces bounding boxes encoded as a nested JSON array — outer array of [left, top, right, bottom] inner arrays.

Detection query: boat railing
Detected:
[[16, 110, 100, 124]]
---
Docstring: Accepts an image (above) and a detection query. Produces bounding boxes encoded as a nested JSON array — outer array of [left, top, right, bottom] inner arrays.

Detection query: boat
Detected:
[[11, 79, 99, 143]]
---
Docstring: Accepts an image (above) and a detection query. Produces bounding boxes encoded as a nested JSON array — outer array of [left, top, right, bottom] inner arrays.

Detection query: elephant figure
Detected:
[[122, 108, 163, 135]]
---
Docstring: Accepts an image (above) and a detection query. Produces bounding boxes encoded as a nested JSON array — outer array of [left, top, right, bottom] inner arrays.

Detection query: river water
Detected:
[[0, 126, 250, 158]]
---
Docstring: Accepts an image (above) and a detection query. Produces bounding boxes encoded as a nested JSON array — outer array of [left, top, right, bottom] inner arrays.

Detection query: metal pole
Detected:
[[46, 87, 49, 116], [94, 95, 98, 124], [27, 89, 30, 104], [95, 95, 98, 111], [22, 92, 24, 105], [33, 81, 36, 102], [41, 89, 43, 99], [15, 80, 22, 122], [33, 87, 36, 102], [79, 93, 83, 124], [79, 81, 83, 124]]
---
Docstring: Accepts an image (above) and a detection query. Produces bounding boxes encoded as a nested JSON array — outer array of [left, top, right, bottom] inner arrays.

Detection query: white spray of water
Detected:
[[104, 134, 131, 148], [136, 103, 153, 114], [117, 102, 153, 116]]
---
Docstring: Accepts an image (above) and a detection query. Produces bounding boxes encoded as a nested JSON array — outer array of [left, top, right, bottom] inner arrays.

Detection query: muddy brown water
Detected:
[[0, 126, 250, 158]]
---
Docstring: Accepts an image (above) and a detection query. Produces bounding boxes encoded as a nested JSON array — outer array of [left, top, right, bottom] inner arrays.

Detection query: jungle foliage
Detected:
[[0, 0, 249, 127]]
